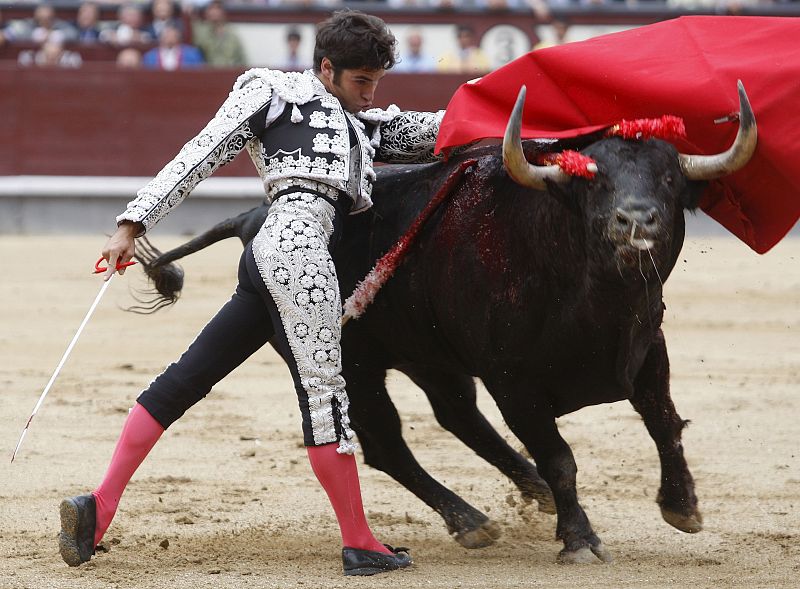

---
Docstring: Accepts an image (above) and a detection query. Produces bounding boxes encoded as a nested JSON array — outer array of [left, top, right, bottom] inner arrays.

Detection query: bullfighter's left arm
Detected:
[[359, 107, 444, 164], [377, 110, 444, 164]]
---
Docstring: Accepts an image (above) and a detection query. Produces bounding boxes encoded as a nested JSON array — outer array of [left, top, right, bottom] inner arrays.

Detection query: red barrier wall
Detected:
[[0, 64, 474, 177]]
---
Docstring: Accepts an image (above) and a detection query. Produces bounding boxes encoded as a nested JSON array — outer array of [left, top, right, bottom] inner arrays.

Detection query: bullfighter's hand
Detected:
[[101, 221, 142, 281]]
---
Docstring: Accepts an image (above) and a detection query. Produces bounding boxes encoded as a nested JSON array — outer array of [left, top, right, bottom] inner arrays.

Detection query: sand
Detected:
[[1, 234, 798, 589]]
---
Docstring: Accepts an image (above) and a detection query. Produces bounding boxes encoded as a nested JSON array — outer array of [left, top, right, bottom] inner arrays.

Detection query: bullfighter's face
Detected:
[[318, 57, 385, 113]]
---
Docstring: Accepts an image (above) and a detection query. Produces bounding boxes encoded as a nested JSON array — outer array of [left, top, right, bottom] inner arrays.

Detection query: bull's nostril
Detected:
[[615, 211, 629, 225], [645, 207, 658, 226]]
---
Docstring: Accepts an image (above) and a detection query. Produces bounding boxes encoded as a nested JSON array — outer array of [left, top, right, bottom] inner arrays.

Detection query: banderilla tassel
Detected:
[[607, 115, 686, 140], [341, 158, 477, 324]]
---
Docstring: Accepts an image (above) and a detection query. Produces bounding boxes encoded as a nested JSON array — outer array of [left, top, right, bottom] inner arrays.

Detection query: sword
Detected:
[[10, 257, 136, 463]]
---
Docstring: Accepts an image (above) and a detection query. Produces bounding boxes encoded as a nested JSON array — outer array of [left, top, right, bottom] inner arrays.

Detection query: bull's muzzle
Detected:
[[609, 205, 662, 253]]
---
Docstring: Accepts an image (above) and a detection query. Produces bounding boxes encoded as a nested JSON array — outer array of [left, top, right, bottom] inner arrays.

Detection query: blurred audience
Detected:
[[100, 3, 153, 47], [18, 4, 79, 45], [1, 0, 785, 73], [269, 0, 343, 6], [191, 0, 246, 67], [0, 10, 7, 49], [387, 0, 432, 6], [18, 38, 82, 68], [73, 2, 102, 45], [143, 23, 204, 70], [534, 19, 570, 49], [394, 30, 436, 73], [438, 0, 535, 7], [276, 27, 311, 71], [436, 24, 490, 74], [116, 46, 143, 69], [145, 0, 183, 40]]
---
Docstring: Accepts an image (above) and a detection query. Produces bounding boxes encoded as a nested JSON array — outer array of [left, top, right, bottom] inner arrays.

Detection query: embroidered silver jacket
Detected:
[[117, 68, 445, 232]]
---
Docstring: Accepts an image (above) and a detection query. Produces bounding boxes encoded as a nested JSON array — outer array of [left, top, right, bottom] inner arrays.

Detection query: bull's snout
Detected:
[[611, 206, 661, 251]]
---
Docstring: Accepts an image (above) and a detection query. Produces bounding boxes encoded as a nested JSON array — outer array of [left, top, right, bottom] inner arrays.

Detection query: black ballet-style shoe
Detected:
[[58, 494, 97, 566], [341, 544, 412, 576]]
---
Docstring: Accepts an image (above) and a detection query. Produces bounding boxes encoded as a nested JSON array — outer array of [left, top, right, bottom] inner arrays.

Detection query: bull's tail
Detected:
[[126, 215, 245, 314]]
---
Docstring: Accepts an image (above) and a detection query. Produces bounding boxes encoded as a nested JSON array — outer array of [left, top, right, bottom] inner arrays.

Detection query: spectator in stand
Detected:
[[385, 0, 434, 9], [191, 0, 246, 67], [1, 17, 23, 45], [534, 19, 570, 49], [277, 28, 311, 71], [117, 47, 143, 69], [145, 0, 183, 40], [18, 37, 82, 68], [143, 23, 205, 70], [25, 4, 78, 45], [100, 3, 153, 47], [436, 24, 490, 74], [73, 2, 102, 44], [273, 0, 343, 7], [393, 29, 436, 73], [387, 0, 432, 6], [0, 10, 7, 49]]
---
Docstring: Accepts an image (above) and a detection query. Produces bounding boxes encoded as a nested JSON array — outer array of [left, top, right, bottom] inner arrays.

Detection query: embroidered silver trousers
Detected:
[[252, 190, 356, 453]]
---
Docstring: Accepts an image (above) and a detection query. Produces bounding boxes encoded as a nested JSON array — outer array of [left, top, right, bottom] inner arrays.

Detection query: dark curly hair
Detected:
[[313, 10, 397, 73]]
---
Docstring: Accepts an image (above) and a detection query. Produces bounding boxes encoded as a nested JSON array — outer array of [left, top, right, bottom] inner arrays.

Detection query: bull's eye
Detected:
[[663, 174, 674, 186]]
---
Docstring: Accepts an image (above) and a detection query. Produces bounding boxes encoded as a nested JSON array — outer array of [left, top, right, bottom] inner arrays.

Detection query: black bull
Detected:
[[133, 87, 756, 563]]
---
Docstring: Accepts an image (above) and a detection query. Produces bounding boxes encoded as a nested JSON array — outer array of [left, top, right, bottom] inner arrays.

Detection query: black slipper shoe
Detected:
[[58, 494, 97, 566], [342, 544, 412, 576]]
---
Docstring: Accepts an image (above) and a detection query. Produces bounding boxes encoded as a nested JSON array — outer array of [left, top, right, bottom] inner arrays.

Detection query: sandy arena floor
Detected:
[[0, 234, 798, 589]]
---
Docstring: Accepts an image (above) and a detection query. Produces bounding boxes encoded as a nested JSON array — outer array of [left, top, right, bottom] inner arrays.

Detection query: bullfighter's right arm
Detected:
[[116, 75, 274, 234]]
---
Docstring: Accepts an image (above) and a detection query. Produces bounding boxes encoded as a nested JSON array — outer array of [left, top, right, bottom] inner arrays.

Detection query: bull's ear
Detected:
[[681, 180, 707, 211]]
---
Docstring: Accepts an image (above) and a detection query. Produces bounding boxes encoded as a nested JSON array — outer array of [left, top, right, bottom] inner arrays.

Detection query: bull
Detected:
[[132, 84, 757, 563]]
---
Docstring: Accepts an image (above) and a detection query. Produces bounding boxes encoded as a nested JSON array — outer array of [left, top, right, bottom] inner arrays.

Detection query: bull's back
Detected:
[[339, 153, 583, 372]]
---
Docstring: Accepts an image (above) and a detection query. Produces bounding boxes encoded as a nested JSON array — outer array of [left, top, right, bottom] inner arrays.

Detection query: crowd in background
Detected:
[[0, 0, 789, 71], [0, 0, 249, 69]]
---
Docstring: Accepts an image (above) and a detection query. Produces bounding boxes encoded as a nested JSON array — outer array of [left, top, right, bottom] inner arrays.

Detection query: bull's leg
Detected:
[[400, 365, 555, 514], [483, 375, 612, 564], [345, 364, 501, 549], [630, 331, 702, 533]]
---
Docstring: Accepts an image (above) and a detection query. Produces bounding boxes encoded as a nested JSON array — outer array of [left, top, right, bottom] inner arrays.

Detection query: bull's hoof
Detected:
[[557, 542, 613, 565], [557, 547, 596, 564], [453, 520, 502, 549], [661, 506, 703, 533], [590, 541, 614, 563]]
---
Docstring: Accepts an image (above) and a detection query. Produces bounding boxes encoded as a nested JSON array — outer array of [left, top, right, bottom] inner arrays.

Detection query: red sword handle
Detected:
[[94, 257, 137, 274]]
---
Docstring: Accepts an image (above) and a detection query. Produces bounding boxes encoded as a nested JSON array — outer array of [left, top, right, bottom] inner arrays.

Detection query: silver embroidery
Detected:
[[251, 192, 355, 453], [376, 110, 445, 164], [313, 133, 333, 153], [291, 104, 303, 123], [309, 111, 328, 129], [117, 74, 274, 230], [118, 68, 448, 232], [118, 121, 257, 230], [267, 178, 340, 201]]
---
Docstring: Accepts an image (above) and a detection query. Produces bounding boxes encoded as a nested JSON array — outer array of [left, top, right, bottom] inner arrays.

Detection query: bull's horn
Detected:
[[679, 81, 757, 180], [503, 86, 570, 189]]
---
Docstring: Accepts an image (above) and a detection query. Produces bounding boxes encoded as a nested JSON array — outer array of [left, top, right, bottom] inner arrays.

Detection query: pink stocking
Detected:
[[91, 402, 164, 547], [306, 443, 391, 554]]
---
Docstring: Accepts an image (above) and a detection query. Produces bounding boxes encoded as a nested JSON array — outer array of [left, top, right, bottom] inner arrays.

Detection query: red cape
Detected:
[[435, 16, 800, 253]]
